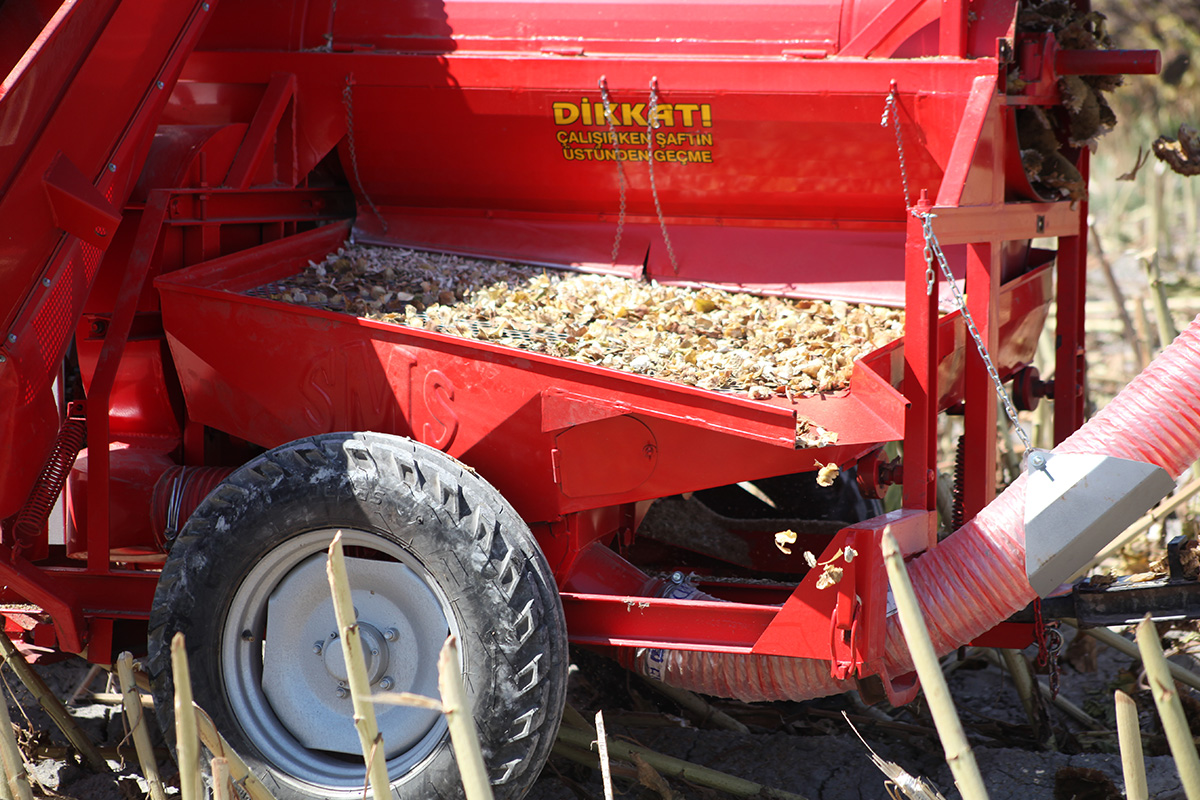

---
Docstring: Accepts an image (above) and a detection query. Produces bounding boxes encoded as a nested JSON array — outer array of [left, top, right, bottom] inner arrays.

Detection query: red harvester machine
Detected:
[[0, 0, 1176, 797]]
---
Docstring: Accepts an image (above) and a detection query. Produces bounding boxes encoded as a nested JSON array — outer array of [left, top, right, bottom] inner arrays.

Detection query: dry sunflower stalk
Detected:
[[253, 243, 904, 445]]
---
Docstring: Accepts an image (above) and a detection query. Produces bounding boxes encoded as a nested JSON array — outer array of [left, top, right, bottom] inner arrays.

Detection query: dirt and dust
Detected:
[[512, 635, 1197, 800], [8, 628, 1197, 800]]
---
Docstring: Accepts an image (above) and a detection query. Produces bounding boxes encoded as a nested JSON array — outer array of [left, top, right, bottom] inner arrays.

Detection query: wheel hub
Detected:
[[322, 622, 390, 685], [253, 546, 448, 759]]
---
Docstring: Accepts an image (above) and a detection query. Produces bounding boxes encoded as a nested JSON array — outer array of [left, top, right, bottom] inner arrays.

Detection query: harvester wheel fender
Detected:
[[146, 431, 567, 800]]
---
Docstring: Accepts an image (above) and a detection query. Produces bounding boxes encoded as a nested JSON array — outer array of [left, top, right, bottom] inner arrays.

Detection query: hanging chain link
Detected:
[[1033, 598, 1064, 699], [918, 212, 1033, 452], [599, 77, 628, 265], [646, 78, 680, 274], [882, 85, 932, 293], [883, 86, 1032, 451], [342, 77, 388, 235], [881, 84, 911, 210]]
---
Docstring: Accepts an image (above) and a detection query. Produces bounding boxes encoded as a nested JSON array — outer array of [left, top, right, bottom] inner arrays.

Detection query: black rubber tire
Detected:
[[146, 432, 567, 800]]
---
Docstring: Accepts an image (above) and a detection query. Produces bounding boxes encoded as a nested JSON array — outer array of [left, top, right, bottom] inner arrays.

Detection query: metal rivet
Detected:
[[6, 334, 15, 343], [0, 355, 6, 364], [379, 676, 394, 691], [107, 163, 117, 173], [156, 80, 165, 90], [42, 278, 51, 288], [201, 1, 210, 9], [313, 642, 323, 655]]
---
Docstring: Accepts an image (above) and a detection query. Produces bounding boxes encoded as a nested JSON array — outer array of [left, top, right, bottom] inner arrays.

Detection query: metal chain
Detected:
[[881, 84, 911, 210], [342, 77, 388, 235], [883, 87, 1032, 450], [882, 86, 932, 293], [599, 77, 628, 265], [646, 78, 680, 274], [1033, 599, 1063, 699], [918, 211, 1034, 452]]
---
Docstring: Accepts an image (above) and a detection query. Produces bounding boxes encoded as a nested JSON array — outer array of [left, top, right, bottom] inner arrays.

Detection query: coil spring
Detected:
[[951, 434, 966, 531], [13, 408, 87, 558]]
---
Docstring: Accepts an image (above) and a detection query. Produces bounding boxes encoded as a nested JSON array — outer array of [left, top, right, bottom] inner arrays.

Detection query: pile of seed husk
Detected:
[[254, 243, 904, 445]]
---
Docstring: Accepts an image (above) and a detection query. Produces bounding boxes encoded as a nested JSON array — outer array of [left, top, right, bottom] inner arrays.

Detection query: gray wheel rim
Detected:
[[221, 528, 457, 793]]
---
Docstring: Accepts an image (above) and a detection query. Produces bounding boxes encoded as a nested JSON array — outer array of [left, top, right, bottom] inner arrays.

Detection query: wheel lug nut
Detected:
[[384, 628, 399, 642], [379, 676, 394, 691]]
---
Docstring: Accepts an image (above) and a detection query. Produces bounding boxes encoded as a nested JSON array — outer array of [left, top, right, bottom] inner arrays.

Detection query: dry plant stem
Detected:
[[0, 677, 30, 800], [67, 663, 105, 705], [882, 532, 989, 800], [1186, 175, 1199, 271], [0, 629, 109, 773], [1136, 615, 1200, 800], [1116, 690, 1149, 800], [1142, 255, 1178, 351], [1088, 223, 1146, 369], [562, 703, 596, 733], [1070, 474, 1200, 580], [90, 692, 153, 708], [30, 744, 171, 761], [556, 726, 808, 800], [195, 704, 278, 800], [639, 678, 751, 734], [973, 648, 1103, 730], [999, 649, 1042, 745], [1133, 294, 1155, 353], [212, 757, 232, 800], [595, 710, 615, 800], [326, 533, 391, 800], [370, 691, 443, 711], [116, 652, 166, 800], [550, 741, 639, 782], [171, 633, 203, 800], [1069, 623, 1200, 694], [437, 637, 495, 800]]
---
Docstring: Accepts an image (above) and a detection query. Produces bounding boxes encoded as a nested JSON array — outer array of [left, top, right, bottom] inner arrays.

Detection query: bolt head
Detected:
[[313, 642, 323, 655], [379, 676, 394, 691], [384, 628, 399, 642], [670, 571, 684, 584], [1030, 452, 1046, 468], [335, 686, 348, 699]]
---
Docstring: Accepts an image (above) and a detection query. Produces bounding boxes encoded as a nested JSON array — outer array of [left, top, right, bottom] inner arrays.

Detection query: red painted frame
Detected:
[[0, 0, 1157, 683]]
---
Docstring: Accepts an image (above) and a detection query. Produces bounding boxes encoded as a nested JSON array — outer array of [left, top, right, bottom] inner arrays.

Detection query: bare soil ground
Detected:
[[10, 627, 1198, 800]]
